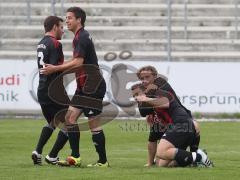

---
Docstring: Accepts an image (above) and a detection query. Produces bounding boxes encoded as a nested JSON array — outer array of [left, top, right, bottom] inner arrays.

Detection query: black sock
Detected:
[[190, 133, 200, 152], [174, 149, 194, 167], [36, 125, 54, 154], [67, 125, 80, 158], [49, 130, 68, 158], [92, 130, 107, 164]]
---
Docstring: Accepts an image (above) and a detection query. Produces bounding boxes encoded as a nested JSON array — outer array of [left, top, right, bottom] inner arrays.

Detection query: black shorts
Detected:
[[70, 81, 106, 117], [161, 121, 196, 150], [148, 123, 166, 142], [40, 103, 68, 124]]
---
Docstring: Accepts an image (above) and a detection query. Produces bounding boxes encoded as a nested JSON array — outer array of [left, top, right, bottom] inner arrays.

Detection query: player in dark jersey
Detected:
[[132, 83, 167, 167], [132, 79, 201, 167], [40, 7, 109, 167], [32, 16, 69, 165], [133, 66, 213, 167]]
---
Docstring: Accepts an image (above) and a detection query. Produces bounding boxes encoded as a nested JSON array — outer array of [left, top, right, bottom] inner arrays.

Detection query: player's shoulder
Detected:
[[79, 28, 92, 42], [49, 36, 61, 48], [154, 76, 167, 87], [38, 36, 61, 49], [37, 36, 49, 50], [80, 28, 90, 36]]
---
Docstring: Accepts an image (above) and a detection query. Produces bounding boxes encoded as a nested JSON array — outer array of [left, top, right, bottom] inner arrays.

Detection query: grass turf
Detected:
[[0, 119, 239, 180]]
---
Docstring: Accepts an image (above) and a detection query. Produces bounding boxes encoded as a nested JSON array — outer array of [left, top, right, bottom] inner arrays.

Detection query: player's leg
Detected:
[[84, 80, 108, 167], [57, 106, 82, 166], [190, 120, 200, 152], [32, 104, 55, 165], [167, 160, 178, 167], [45, 129, 68, 165], [156, 138, 196, 167], [156, 129, 212, 167], [66, 106, 82, 156], [45, 106, 69, 164], [87, 115, 109, 167], [145, 141, 157, 167], [157, 159, 173, 167], [145, 123, 163, 167]]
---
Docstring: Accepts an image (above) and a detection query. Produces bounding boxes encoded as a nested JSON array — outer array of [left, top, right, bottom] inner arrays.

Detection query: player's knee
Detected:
[[88, 117, 101, 131], [157, 159, 171, 167], [60, 129, 68, 136], [65, 109, 76, 123], [45, 123, 55, 130], [65, 113, 77, 124], [65, 113, 70, 123], [90, 126, 102, 132]]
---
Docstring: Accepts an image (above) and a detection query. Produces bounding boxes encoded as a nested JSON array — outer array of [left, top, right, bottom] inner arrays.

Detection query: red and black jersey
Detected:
[[72, 27, 101, 91], [139, 77, 193, 125], [153, 77, 192, 124], [37, 35, 64, 103]]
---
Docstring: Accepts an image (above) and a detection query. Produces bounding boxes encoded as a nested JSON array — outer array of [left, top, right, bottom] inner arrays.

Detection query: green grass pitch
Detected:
[[0, 119, 240, 180]]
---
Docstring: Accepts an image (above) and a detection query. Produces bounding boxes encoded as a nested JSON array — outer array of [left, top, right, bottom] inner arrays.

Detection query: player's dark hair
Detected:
[[137, 66, 158, 79], [44, 16, 63, 33], [131, 83, 142, 91], [67, 7, 86, 27]]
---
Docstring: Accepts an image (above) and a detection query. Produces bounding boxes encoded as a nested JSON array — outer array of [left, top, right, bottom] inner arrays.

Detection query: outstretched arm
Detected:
[[40, 57, 84, 75], [135, 94, 169, 109]]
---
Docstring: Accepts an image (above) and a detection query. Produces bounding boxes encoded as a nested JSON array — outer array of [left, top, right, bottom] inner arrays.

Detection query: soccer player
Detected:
[[132, 83, 201, 167], [133, 66, 213, 167], [32, 16, 69, 165], [40, 7, 109, 167], [132, 83, 165, 167]]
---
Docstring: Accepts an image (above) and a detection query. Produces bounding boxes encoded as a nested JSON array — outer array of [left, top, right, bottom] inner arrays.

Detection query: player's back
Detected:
[[154, 77, 192, 123], [37, 35, 64, 103]]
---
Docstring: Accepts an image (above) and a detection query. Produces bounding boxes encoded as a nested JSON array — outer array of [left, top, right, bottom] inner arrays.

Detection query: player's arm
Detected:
[[131, 84, 153, 117], [40, 57, 84, 75], [40, 34, 91, 75], [135, 94, 169, 109]]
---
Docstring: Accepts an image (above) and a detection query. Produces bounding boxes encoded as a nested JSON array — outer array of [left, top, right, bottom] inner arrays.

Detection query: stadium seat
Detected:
[[0, 0, 240, 61]]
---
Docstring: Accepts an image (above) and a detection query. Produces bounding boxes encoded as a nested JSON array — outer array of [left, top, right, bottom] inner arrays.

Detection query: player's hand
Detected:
[[135, 94, 149, 102], [40, 64, 56, 75], [144, 84, 158, 94]]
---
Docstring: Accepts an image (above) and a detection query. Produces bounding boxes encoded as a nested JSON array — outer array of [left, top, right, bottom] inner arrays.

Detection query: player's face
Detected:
[[132, 87, 144, 98], [139, 70, 155, 87], [56, 22, 64, 40], [66, 12, 80, 33]]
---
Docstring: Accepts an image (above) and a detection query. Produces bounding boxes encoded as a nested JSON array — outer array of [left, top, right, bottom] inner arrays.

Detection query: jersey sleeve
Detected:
[[138, 102, 154, 117], [73, 34, 90, 59], [155, 84, 174, 102]]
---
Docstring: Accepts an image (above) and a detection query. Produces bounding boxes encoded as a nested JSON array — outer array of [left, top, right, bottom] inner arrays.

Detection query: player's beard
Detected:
[[56, 35, 61, 40], [56, 32, 62, 40]]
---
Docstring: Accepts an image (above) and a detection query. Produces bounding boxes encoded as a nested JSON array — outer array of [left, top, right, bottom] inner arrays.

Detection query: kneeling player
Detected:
[[133, 66, 213, 167], [132, 83, 201, 167]]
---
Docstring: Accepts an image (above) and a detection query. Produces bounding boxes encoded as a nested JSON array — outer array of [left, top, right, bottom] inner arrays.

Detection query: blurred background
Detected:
[[1, 0, 240, 118]]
